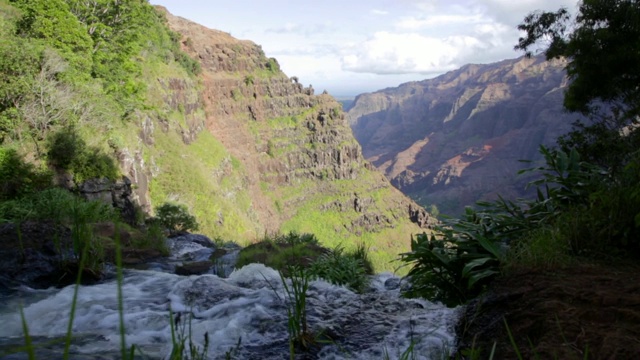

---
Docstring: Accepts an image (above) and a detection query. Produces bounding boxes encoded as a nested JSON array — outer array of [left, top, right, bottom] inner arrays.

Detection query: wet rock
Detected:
[[170, 233, 216, 248], [175, 261, 213, 275], [384, 277, 401, 290], [0, 222, 86, 289]]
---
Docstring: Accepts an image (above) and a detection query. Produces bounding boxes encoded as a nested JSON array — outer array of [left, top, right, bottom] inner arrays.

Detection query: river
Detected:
[[0, 236, 460, 359]]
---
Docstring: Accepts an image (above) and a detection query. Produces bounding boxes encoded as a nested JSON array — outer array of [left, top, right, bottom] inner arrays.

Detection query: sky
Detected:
[[150, 0, 578, 96]]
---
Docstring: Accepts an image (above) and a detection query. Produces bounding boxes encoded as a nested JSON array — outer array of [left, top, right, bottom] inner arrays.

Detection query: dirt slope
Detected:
[[457, 263, 640, 359]]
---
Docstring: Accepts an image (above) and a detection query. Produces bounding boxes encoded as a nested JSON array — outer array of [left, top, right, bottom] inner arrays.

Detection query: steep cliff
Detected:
[[145, 8, 432, 266], [0, 0, 432, 270], [348, 56, 583, 215]]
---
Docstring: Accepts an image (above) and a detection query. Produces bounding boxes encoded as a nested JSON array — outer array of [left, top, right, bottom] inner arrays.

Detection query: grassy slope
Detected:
[[0, 0, 426, 273]]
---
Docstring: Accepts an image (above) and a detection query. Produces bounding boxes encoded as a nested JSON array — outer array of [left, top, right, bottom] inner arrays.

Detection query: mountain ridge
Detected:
[[149, 7, 435, 265], [348, 55, 583, 215]]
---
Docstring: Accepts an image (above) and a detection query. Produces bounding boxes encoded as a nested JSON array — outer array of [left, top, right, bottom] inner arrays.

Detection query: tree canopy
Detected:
[[515, 0, 640, 167], [516, 0, 640, 121]]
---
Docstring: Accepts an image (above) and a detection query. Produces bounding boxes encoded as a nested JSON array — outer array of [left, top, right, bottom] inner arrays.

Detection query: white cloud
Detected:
[[396, 14, 485, 30], [341, 31, 484, 75], [370, 9, 389, 15], [151, 0, 581, 94]]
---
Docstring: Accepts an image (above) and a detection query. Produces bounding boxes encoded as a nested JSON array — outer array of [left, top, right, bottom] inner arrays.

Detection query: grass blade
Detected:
[[503, 317, 523, 360], [19, 305, 35, 360]]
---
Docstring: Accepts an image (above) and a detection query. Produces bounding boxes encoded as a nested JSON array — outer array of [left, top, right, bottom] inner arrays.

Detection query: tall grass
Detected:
[[0, 188, 117, 225], [307, 245, 370, 293], [280, 267, 312, 358]]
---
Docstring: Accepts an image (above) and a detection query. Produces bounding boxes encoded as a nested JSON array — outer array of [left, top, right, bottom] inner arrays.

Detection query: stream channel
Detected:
[[0, 235, 460, 359]]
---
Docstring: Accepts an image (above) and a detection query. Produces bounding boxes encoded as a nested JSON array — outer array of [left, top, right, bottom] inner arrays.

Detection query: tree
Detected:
[[516, 0, 640, 121], [515, 0, 640, 167], [10, 0, 94, 74], [154, 202, 199, 236]]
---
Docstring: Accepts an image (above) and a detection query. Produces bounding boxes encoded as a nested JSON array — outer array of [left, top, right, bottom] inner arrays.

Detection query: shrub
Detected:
[[400, 226, 504, 307], [154, 202, 199, 236], [400, 146, 640, 306], [0, 147, 52, 200], [274, 232, 319, 246], [265, 57, 280, 73], [132, 220, 169, 256], [46, 127, 85, 170], [0, 187, 117, 224], [235, 232, 324, 272], [308, 245, 370, 293], [72, 148, 119, 183], [46, 127, 119, 183]]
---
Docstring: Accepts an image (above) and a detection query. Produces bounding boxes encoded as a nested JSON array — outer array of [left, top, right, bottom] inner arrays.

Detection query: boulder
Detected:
[[175, 261, 213, 276]]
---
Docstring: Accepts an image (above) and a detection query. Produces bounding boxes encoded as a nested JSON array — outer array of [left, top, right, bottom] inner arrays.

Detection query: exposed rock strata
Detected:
[[348, 56, 584, 215], [158, 8, 435, 237]]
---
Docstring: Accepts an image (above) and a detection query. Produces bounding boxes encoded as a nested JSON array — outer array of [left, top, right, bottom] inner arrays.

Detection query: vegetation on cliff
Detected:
[[0, 0, 432, 274]]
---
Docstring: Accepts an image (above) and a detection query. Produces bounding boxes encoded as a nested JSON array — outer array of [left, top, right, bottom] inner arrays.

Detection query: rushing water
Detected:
[[0, 237, 460, 359]]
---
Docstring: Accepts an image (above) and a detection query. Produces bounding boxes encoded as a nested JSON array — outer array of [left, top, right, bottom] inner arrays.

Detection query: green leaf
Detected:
[[462, 257, 495, 278], [476, 236, 504, 260], [468, 269, 499, 288]]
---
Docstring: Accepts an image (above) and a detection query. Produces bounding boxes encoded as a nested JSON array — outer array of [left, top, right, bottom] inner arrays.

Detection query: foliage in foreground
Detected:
[[238, 232, 373, 293], [402, 0, 640, 307], [401, 146, 640, 306], [308, 243, 373, 293]]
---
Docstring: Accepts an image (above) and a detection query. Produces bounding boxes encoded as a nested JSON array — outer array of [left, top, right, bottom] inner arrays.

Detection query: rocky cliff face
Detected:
[[348, 56, 583, 215], [128, 8, 434, 266]]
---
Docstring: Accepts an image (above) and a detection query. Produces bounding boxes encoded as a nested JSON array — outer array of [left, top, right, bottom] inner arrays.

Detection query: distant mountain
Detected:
[[347, 56, 584, 216]]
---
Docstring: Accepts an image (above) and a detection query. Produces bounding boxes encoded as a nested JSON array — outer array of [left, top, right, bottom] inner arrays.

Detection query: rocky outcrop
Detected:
[[348, 56, 585, 215], [0, 222, 79, 290], [78, 177, 137, 225]]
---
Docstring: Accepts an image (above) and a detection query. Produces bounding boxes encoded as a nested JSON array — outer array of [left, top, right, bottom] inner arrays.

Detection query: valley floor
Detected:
[[457, 262, 640, 359]]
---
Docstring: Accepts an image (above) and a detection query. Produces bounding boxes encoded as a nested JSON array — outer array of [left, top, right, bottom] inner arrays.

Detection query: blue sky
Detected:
[[151, 0, 577, 96]]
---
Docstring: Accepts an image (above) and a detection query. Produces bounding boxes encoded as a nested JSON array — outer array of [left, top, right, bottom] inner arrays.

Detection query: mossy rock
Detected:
[[236, 234, 330, 274]]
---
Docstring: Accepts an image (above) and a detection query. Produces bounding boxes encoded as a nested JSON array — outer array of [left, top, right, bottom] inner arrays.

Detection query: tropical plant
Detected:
[[308, 245, 370, 293], [400, 218, 505, 307]]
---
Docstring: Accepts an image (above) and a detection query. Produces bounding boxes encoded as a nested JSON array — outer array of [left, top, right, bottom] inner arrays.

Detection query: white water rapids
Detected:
[[0, 237, 460, 359]]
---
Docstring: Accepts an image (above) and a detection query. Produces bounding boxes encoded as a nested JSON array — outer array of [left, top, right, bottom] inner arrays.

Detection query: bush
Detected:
[[72, 148, 119, 183], [154, 202, 199, 236], [308, 245, 370, 293], [0, 187, 117, 224], [400, 225, 505, 307], [46, 127, 119, 183], [0, 147, 52, 200], [46, 126, 85, 170], [400, 146, 640, 306], [235, 232, 324, 272]]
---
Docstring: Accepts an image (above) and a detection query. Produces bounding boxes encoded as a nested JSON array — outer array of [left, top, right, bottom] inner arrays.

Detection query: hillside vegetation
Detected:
[[0, 0, 432, 272]]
